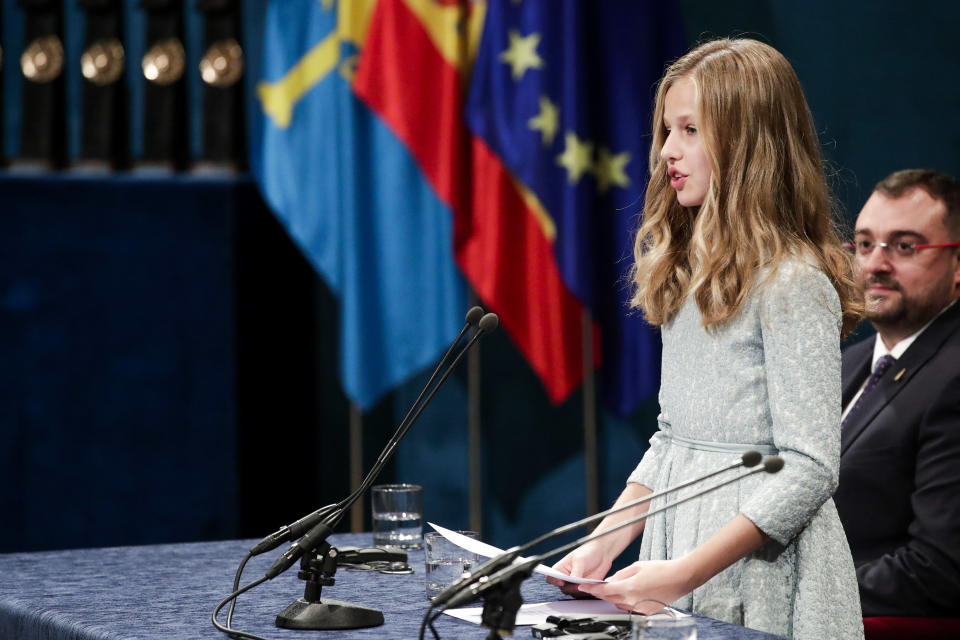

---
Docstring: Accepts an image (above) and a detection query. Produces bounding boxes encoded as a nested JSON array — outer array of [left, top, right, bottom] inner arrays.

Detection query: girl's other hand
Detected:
[[576, 558, 694, 614], [546, 542, 612, 597]]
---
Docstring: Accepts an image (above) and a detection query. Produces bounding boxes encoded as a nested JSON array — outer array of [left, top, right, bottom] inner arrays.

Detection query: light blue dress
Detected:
[[628, 259, 864, 639]]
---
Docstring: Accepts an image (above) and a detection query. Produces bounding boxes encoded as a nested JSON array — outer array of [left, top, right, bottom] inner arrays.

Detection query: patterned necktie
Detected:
[[842, 354, 896, 429]]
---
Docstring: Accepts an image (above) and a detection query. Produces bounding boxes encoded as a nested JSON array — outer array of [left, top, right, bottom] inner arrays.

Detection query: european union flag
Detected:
[[252, 1, 467, 410], [465, 0, 684, 414]]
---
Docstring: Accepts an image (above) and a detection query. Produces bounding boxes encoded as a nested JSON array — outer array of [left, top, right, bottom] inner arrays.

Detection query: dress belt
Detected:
[[668, 433, 779, 455]]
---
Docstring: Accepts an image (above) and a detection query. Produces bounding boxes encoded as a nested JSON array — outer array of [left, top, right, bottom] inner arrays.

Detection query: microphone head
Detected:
[[741, 450, 763, 467], [478, 312, 500, 333], [762, 456, 784, 473], [465, 306, 485, 326]]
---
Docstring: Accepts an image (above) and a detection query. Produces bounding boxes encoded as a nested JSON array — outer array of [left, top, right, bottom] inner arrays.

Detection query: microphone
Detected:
[[439, 455, 785, 613], [465, 305, 486, 325], [263, 309, 500, 581], [429, 449, 764, 607], [247, 306, 487, 558]]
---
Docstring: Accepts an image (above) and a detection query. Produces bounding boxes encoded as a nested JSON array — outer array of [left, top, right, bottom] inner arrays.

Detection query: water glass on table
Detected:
[[424, 531, 479, 599], [371, 483, 423, 548], [633, 614, 697, 640]]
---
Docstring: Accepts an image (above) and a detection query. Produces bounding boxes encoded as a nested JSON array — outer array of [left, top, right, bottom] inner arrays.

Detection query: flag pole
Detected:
[[349, 403, 364, 532], [582, 309, 599, 516], [468, 294, 484, 535]]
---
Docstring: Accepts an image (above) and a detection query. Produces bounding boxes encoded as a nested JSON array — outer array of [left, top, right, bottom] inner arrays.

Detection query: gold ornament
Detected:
[[21, 36, 64, 83], [81, 38, 125, 86], [142, 38, 185, 85], [199, 38, 244, 88]]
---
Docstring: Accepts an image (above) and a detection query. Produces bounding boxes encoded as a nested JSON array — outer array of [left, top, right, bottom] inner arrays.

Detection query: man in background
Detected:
[[835, 169, 960, 618]]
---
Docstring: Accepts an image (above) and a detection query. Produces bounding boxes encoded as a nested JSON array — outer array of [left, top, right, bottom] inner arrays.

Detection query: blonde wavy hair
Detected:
[[630, 38, 861, 336]]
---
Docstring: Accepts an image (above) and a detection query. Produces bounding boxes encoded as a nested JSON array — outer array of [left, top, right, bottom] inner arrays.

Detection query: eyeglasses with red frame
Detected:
[[844, 240, 960, 260]]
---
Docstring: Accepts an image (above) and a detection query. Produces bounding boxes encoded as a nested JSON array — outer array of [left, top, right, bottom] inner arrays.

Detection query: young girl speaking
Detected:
[[548, 38, 864, 639]]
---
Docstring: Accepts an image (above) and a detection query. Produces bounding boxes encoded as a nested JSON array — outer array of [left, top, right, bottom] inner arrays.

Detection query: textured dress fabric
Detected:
[[627, 259, 864, 640]]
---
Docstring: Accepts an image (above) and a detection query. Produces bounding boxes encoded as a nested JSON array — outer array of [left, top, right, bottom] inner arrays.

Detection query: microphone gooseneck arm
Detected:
[[518, 449, 763, 552], [375, 306, 485, 473], [437, 456, 785, 613], [342, 312, 497, 511], [334, 313, 499, 528], [370, 313, 499, 483], [428, 449, 764, 607], [543, 456, 784, 571]]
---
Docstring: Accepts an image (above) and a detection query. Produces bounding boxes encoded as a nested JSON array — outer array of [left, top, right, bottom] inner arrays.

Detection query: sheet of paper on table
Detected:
[[427, 522, 605, 585], [443, 599, 690, 626]]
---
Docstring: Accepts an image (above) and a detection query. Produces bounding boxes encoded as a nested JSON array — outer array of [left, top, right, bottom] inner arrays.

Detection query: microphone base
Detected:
[[275, 597, 384, 630]]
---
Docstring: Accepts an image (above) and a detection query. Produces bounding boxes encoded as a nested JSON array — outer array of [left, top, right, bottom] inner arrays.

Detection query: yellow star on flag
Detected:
[[593, 147, 631, 193], [499, 29, 543, 80], [528, 95, 559, 146], [557, 133, 594, 184]]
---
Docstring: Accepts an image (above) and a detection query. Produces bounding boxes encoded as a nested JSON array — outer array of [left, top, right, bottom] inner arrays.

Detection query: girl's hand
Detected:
[[545, 543, 612, 598], [576, 558, 695, 614]]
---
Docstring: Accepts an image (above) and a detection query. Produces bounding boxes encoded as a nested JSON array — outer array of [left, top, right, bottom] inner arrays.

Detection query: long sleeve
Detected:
[[628, 409, 670, 489], [740, 261, 843, 546]]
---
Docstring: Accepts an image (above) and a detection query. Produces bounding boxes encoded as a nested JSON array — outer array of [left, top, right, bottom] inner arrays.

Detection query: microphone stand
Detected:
[[426, 456, 785, 640], [270, 311, 500, 631], [275, 541, 383, 630], [212, 308, 497, 640]]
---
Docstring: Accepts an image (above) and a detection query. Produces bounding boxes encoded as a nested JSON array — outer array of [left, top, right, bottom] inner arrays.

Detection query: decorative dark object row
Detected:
[[12, 0, 245, 171]]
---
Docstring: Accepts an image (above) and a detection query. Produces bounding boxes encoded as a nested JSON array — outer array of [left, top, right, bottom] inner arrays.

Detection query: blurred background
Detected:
[[1, 0, 958, 561]]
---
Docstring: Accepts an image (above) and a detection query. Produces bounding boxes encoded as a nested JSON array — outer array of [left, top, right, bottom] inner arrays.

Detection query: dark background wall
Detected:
[[682, 1, 960, 219], [1, 1, 958, 557]]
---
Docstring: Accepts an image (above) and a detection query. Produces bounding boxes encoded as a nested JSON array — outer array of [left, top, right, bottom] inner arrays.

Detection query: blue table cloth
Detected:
[[0, 534, 785, 639]]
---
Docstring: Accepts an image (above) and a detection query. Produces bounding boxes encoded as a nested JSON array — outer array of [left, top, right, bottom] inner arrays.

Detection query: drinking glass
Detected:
[[633, 615, 697, 640], [424, 531, 479, 599], [371, 483, 422, 548]]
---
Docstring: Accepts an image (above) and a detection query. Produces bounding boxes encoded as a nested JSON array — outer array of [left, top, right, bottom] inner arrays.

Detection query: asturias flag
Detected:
[[252, 0, 467, 410]]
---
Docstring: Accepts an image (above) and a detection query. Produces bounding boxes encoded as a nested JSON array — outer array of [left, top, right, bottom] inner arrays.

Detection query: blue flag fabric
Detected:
[[465, 0, 684, 414], [252, 1, 467, 410]]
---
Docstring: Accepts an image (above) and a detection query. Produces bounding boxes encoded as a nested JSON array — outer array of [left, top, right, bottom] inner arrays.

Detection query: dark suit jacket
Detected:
[[835, 300, 960, 617]]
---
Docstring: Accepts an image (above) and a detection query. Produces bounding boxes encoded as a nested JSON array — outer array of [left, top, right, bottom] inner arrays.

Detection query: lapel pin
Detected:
[[893, 368, 906, 382]]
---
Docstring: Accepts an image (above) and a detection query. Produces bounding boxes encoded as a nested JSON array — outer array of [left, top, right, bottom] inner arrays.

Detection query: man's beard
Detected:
[[863, 275, 906, 324], [862, 274, 953, 333]]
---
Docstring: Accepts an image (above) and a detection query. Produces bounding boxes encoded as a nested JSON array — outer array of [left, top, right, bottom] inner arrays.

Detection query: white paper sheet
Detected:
[[442, 599, 689, 626], [427, 522, 605, 584]]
